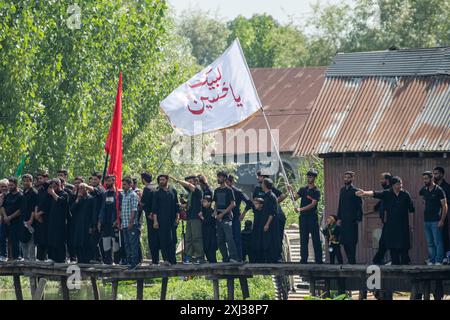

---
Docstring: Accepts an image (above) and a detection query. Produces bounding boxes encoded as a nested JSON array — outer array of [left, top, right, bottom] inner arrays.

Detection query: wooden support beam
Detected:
[[423, 281, 431, 300], [29, 276, 37, 298], [13, 275, 23, 300], [227, 277, 234, 300], [33, 278, 47, 300], [137, 279, 144, 300], [91, 277, 100, 300], [358, 290, 367, 300], [60, 276, 70, 300], [239, 277, 250, 299], [212, 279, 220, 300], [111, 280, 119, 300], [160, 277, 168, 300], [410, 281, 419, 300], [324, 279, 331, 298], [309, 278, 316, 297]]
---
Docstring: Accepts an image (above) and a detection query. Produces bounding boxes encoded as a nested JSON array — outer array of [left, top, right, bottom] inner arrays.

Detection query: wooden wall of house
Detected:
[[323, 155, 450, 264]]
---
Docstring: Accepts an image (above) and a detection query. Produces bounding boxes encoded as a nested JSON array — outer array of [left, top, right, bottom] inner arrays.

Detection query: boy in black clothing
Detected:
[[322, 215, 343, 264], [200, 196, 217, 263], [241, 220, 253, 262]]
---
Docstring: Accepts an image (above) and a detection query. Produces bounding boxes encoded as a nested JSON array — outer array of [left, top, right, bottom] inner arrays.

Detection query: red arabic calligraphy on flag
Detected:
[[160, 39, 261, 136]]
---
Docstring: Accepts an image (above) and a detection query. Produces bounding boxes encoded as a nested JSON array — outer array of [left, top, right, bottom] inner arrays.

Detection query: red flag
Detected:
[[105, 72, 123, 190]]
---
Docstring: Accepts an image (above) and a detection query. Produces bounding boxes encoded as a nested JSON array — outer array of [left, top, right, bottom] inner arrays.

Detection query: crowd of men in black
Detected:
[[0, 166, 448, 270]]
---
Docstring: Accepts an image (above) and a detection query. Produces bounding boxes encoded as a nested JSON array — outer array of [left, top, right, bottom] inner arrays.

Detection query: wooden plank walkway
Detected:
[[1, 261, 449, 300]]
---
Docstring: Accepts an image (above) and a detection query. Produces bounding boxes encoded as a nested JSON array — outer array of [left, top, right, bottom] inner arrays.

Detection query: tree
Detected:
[[0, 0, 200, 178], [177, 9, 230, 66], [305, 0, 450, 65]]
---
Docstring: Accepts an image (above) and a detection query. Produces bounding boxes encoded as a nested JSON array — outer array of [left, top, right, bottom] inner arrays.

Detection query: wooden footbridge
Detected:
[[1, 260, 450, 300]]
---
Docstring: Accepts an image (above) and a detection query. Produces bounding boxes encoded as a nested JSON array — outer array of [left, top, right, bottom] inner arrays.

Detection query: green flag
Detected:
[[15, 155, 26, 177]]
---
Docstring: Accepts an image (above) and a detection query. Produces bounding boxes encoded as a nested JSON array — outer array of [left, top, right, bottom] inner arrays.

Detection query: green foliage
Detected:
[[177, 9, 230, 66], [178, 0, 450, 68], [0, 0, 199, 178]]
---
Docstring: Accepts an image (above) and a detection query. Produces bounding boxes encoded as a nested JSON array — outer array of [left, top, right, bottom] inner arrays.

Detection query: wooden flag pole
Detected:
[[260, 106, 296, 204], [101, 153, 109, 185], [234, 38, 296, 204], [156, 139, 178, 174]]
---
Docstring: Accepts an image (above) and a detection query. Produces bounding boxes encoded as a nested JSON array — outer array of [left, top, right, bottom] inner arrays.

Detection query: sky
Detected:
[[168, 0, 349, 24]]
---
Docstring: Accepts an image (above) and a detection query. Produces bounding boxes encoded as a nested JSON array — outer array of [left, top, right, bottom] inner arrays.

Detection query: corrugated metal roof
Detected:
[[213, 67, 326, 155], [326, 47, 450, 77], [294, 76, 450, 155]]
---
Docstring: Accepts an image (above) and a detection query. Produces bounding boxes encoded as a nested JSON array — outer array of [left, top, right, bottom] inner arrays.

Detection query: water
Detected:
[[0, 280, 110, 300]]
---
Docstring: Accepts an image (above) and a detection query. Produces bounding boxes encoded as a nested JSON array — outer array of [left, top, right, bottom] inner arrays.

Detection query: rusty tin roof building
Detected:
[[294, 47, 450, 156], [214, 67, 326, 156], [294, 47, 450, 264]]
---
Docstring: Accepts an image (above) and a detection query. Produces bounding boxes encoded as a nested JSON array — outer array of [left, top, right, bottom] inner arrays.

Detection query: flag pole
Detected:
[[101, 153, 109, 185], [156, 139, 178, 174], [235, 38, 296, 204]]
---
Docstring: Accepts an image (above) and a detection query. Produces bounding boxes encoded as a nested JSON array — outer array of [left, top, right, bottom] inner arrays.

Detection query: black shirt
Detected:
[[213, 186, 235, 219], [438, 180, 450, 206], [230, 185, 252, 221], [201, 207, 215, 226], [21, 187, 38, 222], [152, 187, 179, 224], [262, 191, 278, 217], [419, 185, 446, 222], [3, 191, 24, 222], [140, 186, 154, 214], [297, 186, 321, 216], [187, 186, 203, 220]]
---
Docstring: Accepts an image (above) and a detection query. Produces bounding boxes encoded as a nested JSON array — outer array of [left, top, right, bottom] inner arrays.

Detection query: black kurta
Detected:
[[251, 191, 280, 263], [373, 189, 415, 250], [152, 187, 179, 263], [70, 195, 96, 248], [19, 187, 38, 243], [201, 207, 217, 262], [34, 187, 51, 246], [47, 190, 69, 247], [336, 185, 363, 245]]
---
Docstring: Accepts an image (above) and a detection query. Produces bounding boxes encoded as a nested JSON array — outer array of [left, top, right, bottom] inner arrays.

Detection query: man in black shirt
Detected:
[[336, 171, 363, 264], [433, 166, 450, 263], [357, 176, 415, 265], [98, 175, 122, 265], [0, 177, 23, 260], [420, 171, 447, 265], [33, 171, 51, 261], [57, 169, 74, 260], [213, 171, 239, 262], [47, 178, 69, 263], [247, 169, 287, 261], [226, 174, 252, 261], [372, 172, 393, 265], [140, 172, 159, 265], [70, 183, 96, 263], [152, 175, 179, 265], [19, 174, 38, 261], [86, 171, 105, 263], [171, 175, 204, 264], [289, 169, 323, 264]]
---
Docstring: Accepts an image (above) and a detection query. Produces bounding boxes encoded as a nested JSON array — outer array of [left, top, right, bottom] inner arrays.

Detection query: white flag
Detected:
[[160, 39, 262, 136]]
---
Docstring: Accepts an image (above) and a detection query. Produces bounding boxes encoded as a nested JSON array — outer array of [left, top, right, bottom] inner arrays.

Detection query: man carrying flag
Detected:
[[99, 72, 124, 265]]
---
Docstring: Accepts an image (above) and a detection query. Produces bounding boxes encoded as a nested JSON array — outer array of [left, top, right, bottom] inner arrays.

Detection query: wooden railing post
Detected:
[[160, 277, 168, 300], [13, 275, 23, 300]]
